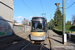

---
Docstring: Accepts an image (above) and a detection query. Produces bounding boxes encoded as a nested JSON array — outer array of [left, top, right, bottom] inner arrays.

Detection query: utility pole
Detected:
[[62, 0, 67, 44], [55, 1, 67, 44]]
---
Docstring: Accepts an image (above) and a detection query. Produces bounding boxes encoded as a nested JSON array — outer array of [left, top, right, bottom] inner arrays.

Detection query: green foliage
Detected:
[[56, 25, 62, 30], [53, 28, 71, 33], [56, 25, 71, 30], [49, 19, 54, 29], [72, 20, 75, 25], [54, 10, 62, 26], [72, 15, 75, 25], [66, 21, 71, 25], [53, 28, 62, 31], [66, 25, 71, 30], [47, 22, 50, 27]]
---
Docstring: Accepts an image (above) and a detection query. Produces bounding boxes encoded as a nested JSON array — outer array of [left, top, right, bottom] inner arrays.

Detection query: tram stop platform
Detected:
[[48, 30, 75, 50]]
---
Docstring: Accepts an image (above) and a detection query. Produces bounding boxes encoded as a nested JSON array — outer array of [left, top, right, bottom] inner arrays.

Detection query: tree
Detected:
[[47, 22, 50, 27], [49, 19, 54, 29], [72, 20, 75, 25], [66, 21, 71, 25], [13, 20, 18, 23], [54, 14, 57, 26], [72, 15, 75, 25], [54, 10, 62, 26]]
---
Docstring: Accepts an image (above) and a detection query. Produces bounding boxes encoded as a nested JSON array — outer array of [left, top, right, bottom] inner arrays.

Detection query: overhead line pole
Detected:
[[62, 0, 67, 44], [55, 0, 67, 44]]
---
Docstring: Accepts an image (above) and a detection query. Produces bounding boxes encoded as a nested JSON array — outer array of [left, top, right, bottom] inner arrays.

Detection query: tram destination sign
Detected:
[[33, 19, 43, 21]]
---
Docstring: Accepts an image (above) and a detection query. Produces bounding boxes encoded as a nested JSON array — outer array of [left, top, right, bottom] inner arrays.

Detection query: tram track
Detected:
[[39, 31, 51, 50], [21, 36, 51, 50], [21, 31, 51, 50], [21, 42, 31, 50], [40, 35, 51, 50], [40, 41, 44, 50]]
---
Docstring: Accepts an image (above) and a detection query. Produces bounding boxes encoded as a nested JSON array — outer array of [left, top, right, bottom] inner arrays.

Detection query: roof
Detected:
[[32, 16, 46, 19]]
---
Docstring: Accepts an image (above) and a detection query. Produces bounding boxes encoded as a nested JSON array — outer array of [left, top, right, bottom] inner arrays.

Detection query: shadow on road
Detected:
[[49, 37, 62, 44], [52, 35, 62, 38], [0, 16, 50, 50]]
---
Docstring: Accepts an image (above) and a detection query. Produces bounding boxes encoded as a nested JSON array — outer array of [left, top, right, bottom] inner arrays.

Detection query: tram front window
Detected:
[[32, 21, 44, 32]]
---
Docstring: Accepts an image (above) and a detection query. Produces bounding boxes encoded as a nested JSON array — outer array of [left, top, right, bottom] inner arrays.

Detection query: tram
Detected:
[[30, 17, 47, 41]]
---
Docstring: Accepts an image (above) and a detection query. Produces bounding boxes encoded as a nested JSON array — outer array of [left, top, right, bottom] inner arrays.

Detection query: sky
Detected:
[[13, 0, 75, 23]]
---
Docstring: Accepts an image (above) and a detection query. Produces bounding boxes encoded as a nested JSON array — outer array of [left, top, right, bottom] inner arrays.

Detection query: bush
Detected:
[[53, 28, 70, 33], [53, 28, 62, 35], [56, 25, 62, 30], [56, 25, 71, 30], [53, 25, 75, 33], [66, 25, 71, 30]]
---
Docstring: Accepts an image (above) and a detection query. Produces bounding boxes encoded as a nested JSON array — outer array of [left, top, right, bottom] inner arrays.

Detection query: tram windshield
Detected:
[[32, 21, 45, 32]]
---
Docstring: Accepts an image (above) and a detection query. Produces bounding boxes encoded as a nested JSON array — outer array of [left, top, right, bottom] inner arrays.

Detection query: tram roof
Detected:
[[32, 16, 46, 19]]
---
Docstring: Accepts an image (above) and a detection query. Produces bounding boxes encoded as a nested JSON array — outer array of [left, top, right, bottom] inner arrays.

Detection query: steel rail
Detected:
[[21, 42, 31, 50]]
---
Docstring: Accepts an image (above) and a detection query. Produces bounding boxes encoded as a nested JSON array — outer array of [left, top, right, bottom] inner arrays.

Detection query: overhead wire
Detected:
[[65, 2, 75, 9], [40, 0, 46, 17], [40, 0, 44, 13], [22, 0, 36, 15]]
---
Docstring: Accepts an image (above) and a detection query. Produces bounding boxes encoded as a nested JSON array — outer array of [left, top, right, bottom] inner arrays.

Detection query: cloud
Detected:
[[68, 1, 70, 3], [13, 16, 24, 23], [17, 16, 24, 19], [67, 0, 71, 3], [29, 16, 33, 18], [17, 20, 21, 23]]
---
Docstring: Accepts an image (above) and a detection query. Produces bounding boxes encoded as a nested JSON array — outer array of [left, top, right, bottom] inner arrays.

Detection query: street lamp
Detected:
[[55, 3, 63, 10], [55, 3, 60, 6], [55, 3, 60, 10], [55, 1, 67, 44]]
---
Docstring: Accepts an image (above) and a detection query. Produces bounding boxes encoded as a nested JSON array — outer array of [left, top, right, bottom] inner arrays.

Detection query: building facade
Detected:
[[0, 0, 13, 37]]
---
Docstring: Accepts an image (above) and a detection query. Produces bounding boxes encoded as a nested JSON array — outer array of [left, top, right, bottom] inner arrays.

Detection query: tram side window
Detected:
[[43, 21, 45, 30], [45, 20, 47, 32]]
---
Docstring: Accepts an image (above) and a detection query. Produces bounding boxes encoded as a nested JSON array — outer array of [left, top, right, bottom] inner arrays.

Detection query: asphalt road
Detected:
[[1, 31, 51, 50]]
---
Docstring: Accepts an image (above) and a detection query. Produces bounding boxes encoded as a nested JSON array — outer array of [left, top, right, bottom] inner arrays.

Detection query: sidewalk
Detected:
[[48, 30, 75, 50]]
